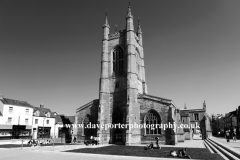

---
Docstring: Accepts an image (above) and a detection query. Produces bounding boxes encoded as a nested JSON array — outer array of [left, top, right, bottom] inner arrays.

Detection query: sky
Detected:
[[0, 0, 240, 116]]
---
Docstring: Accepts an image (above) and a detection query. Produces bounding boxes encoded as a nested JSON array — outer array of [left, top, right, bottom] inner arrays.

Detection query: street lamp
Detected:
[[42, 117, 45, 143]]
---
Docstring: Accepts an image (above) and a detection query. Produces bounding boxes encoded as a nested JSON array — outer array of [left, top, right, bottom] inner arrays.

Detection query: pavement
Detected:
[[174, 134, 204, 148], [154, 134, 204, 149], [0, 134, 204, 148], [0, 135, 204, 160], [210, 136, 240, 153], [0, 139, 30, 145]]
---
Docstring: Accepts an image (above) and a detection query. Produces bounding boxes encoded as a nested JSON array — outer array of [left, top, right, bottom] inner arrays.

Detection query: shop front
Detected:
[[37, 127, 51, 138], [12, 125, 32, 139], [0, 125, 32, 140], [0, 125, 13, 140]]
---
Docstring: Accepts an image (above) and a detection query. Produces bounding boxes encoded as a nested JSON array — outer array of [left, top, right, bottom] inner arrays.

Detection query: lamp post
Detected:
[[43, 117, 45, 143], [53, 122, 55, 148]]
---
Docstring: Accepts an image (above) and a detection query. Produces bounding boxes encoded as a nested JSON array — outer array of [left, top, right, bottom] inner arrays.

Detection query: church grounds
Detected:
[[65, 145, 224, 160]]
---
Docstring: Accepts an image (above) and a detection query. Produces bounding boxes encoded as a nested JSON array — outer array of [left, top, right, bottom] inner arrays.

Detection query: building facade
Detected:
[[76, 4, 181, 145], [32, 105, 57, 139], [0, 95, 34, 139], [180, 101, 212, 140], [0, 95, 72, 140]]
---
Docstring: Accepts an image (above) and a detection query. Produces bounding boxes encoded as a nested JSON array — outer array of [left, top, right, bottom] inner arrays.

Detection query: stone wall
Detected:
[[75, 99, 99, 142], [138, 98, 171, 144]]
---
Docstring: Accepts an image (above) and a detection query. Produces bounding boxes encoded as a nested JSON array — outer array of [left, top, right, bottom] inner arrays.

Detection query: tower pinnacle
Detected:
[[115, 24, 118, 32], [126, 2, 133, 19], [203, 101, 206, 110], [137, 17, 142, 35], [103, 10, 110, 28]]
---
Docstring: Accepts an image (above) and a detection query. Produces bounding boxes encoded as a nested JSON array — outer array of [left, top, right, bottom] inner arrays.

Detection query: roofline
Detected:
[[33, 116, 56, 118], [1, 103, 34, 109], [143, 94, 172, 101], [180, 108, 205, 111], [170, 101, 177, 109], [138, 94, 172, 104], [76, 99, 99, 113], [0, 98, 34, 108]]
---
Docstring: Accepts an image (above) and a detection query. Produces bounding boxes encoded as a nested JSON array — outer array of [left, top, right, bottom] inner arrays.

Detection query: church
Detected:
[[76, 4, 182, 145]]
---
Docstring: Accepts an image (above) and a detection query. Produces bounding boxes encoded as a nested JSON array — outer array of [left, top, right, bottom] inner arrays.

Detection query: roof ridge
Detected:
[[139, 94, 172, 101], [3, 98, 28, 103]]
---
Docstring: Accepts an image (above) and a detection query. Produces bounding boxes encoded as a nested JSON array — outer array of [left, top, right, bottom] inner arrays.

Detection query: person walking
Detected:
[[226, 130, 230, 142], [155, 137, 160, 149], [232, 129, 237, 142]]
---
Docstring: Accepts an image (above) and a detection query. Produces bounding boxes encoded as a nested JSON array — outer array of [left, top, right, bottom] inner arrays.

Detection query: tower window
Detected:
[[115, 82, 119, 89], [113, 46, 124, 75]]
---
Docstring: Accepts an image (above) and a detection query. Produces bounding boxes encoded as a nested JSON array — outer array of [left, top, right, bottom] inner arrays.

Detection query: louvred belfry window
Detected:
[[113, 46, 124, 75]]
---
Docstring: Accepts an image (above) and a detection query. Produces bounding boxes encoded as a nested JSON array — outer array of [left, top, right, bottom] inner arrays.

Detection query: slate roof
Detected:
[[228, 110, 237, 118], [56, 115, 75, 124], [0, 98, 34, 108], [225, 113, 230, 119], [33, 107, 56, 118]]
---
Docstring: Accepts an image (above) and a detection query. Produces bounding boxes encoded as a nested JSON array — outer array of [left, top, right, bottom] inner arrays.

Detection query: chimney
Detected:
[[184, 103, 187, 109], [40, 104, 44, 108], [0, 94, 3, 100]]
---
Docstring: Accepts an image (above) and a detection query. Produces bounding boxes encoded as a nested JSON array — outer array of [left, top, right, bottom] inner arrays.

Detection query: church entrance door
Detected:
[[114, 129, 123, 144]]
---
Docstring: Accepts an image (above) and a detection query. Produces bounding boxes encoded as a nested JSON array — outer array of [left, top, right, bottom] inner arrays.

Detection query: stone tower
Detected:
[[98, 3, 148, 145]]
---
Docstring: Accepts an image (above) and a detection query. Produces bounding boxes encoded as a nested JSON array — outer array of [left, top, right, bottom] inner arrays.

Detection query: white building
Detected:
[[0, 95, 34, 139], [32, 105, 57, 139]]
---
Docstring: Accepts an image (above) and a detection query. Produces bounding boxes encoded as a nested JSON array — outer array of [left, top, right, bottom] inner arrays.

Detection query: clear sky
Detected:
[[0, 0, 239, 116]]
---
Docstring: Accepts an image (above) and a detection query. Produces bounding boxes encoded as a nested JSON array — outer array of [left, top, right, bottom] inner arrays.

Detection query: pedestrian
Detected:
[[226, 130, 230, 142], [155, 137, 160, 149], [232, 129, 237, 143], [73, 136, 77, 144]]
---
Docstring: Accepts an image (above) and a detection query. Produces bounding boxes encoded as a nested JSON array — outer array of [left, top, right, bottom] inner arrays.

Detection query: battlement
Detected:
[[108, 30, 126, 40]]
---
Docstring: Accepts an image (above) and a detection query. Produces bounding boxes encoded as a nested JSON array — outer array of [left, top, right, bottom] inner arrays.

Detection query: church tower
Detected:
[[98, 3, 147, 145]]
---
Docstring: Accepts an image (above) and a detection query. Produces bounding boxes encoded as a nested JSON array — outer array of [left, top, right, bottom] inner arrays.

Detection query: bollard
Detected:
[[52, 138, 54, 148], [21, 139, 23, 150]]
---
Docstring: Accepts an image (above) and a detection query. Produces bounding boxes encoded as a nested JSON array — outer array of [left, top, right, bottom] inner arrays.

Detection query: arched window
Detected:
[[82, 115, 92, 137], [145, 110, 161, 135], [113, 46, 124, 75]]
